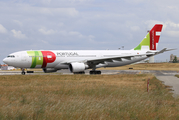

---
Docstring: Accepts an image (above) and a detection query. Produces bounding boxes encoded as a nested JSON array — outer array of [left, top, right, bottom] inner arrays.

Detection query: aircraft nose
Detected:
[[3, 58, 8, 64]]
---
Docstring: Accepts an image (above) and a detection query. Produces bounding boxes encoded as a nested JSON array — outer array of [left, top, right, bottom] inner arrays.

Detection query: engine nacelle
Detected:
[[69, 63, 88, 73], [43, 68, 58, 73]]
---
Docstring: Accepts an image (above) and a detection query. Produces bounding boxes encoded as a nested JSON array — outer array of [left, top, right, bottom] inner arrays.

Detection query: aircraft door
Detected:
[[20, 53, 31, 67], [21, 53, 27, 61]]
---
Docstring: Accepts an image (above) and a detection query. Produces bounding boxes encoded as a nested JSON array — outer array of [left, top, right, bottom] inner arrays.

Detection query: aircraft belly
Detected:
[[54, 64, 69, 69], [35, 65, 42, 68], [46, 62, 58, 68]]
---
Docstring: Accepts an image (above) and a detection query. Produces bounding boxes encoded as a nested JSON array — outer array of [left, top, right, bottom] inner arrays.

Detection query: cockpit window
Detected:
[[7, 55, 15, 58]]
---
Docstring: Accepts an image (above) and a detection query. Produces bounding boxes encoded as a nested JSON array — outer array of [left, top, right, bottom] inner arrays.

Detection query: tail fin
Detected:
[[134, 24, 163, 51]]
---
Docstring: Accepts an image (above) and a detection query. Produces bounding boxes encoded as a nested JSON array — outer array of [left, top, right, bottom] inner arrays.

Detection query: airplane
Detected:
[[3, 24, 173, 75]]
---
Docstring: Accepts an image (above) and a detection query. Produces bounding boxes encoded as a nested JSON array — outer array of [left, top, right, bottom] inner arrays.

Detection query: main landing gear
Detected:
[[73, 71, 101, 75], [89, 66, 101, 75], [73, 72, 85, 74], [89, 70, 101, 75]]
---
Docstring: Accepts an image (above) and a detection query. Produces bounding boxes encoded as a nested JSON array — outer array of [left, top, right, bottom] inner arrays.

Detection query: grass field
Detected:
[[0, 74, 179, 120]]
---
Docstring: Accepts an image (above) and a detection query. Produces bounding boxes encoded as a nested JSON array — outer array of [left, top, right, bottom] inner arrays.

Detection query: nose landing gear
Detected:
[[21, 68, 26, 75]]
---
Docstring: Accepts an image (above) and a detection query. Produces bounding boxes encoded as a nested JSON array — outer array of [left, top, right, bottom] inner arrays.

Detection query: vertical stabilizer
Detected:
[[134, 24, 163, 51]]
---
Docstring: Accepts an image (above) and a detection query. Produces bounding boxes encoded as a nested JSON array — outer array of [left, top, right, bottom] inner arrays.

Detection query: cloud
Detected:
[[57, 22, 64, 27], [145, 20, 179, 32], [59, 30, 68, 36], [0, 24, 7, 34], [161, 21, 179, 38], [67, 31, 95, 40], [0, 2, 79, 17], [165, 31, 179, 37], [41, 0, 52, 4], [38, 27, 90, 40], [145, 20, 164, 29], [13, 20, 23, 26], [88, 35, 95, 42], [69, 0, 94, 2], [69, 31, 84, 38], [130, 26, 140, 31], [11, 29, 27, 39], [38, 8, 79, 17], [126, 0, 145, 4], [39, 28, 57, 35], [41, 40, 49, 44], [165, 21, 179, 29]]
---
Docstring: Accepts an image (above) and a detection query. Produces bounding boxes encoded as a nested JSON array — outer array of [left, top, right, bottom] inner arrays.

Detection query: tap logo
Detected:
[[149, 24, 162, 50], [27, 51, 56, 68], [134, 24, 163, 51], [41, 51, 56, 68]]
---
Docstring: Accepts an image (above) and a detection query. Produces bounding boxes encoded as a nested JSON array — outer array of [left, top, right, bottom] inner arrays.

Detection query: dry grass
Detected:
[[99, 63, 179, 71], [175, 75, 179, 78], [0, 74, 179, 120]]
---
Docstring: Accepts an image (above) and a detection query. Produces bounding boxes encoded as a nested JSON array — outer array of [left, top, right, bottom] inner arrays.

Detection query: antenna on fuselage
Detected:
[[122, 46, 124, 50]]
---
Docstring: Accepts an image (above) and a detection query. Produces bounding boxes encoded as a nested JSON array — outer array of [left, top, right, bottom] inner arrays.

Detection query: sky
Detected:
[[0, 0, 179, 64]]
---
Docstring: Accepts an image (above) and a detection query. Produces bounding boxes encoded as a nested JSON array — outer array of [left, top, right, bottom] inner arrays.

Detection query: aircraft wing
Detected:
[[61, 52, 155, 65], [85, 53, 154, 65], [61, 48, 175, 65], [85, 48, 175, 65]]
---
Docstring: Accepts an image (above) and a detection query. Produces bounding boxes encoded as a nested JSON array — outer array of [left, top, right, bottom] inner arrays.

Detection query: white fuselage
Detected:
[[3, 50, 149, 71]]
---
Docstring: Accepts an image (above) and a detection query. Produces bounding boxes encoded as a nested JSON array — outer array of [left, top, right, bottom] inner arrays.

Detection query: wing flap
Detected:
[[86, 54, 150, 65]]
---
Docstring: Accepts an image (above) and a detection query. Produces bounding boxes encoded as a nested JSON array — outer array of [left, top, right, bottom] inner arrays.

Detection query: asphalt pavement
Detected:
[[155, 75, 179, 98]]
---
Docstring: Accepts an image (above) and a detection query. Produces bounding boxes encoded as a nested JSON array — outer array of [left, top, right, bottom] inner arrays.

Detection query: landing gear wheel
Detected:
[[21, 72, 26, 75], [74, 71, 85, 74], [89, 71, 101, 75], [21, 68, 26, 75]]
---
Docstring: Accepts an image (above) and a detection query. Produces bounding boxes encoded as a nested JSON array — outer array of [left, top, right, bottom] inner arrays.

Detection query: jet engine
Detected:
[[69, 63, 88, 73], [43, 68, 58, 73]]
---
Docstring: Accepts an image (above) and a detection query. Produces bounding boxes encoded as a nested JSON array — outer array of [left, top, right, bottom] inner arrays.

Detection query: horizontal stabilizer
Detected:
[[157, 48, 176, 54]]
